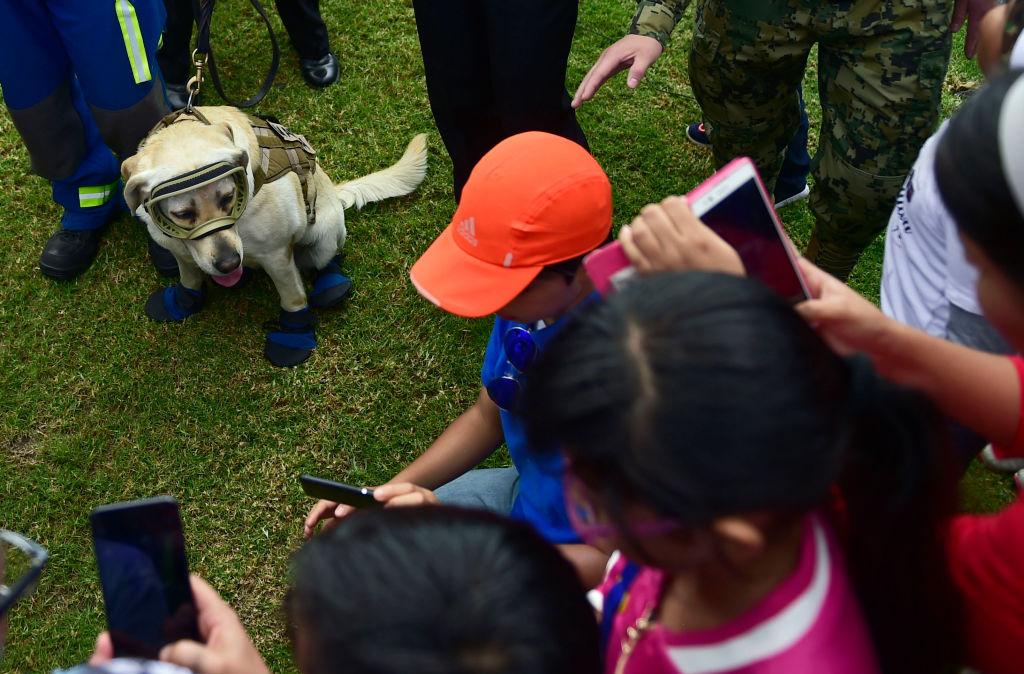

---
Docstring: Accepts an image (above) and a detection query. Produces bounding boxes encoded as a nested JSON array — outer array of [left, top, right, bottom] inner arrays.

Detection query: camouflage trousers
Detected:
[[689, 0, 953, 279]]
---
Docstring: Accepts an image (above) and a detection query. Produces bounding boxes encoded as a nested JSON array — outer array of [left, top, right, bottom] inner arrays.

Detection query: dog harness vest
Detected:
[[143, 108, 319, 240]]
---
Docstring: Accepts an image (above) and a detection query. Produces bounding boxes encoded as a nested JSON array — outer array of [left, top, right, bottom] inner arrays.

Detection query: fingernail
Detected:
[[620, 224, 632, 237], [628, 78, 638, 88]]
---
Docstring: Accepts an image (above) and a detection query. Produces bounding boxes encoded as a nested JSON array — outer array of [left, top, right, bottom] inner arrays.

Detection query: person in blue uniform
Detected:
[[0, 0, 176, 280]]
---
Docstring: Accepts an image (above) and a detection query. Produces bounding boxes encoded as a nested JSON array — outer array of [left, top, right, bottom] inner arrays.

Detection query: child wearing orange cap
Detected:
[[305, 131, 612, 584]]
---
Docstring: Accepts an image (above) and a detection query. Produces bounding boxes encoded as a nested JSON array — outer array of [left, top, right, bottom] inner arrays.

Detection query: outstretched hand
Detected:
[[620, 196, 745, 276], [573, 35, 664, 108]]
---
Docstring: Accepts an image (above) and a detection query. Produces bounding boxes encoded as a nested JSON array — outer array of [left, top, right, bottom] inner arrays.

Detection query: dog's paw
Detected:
[[310, 257, 352, 310], [264, 307, 317, 367], [145, 283, 205, 322]]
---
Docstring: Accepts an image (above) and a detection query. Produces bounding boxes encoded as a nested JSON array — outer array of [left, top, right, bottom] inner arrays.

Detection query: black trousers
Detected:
[[411, 0, 588, 201], [158, 0, 330, 84]]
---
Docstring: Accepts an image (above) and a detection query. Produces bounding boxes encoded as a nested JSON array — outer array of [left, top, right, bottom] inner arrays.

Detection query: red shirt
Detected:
[[948, 355, 1024, 674]]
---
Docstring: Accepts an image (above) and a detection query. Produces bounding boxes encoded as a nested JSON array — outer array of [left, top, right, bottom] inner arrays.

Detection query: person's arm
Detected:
[[304, 389, 503, 538], [390, 387, 504, 488], [629, 0, 691, 48], [796, 259, 1020, 447], [572, 0, 690, 107], [558, 544, 612, 589]]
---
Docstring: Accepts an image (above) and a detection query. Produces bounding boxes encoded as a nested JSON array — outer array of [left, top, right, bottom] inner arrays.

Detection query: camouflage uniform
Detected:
[[631, 0, 953, 279]]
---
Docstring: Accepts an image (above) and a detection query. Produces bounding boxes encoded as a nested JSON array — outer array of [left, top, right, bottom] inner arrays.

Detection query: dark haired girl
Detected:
[[524, 273, 960, 674]]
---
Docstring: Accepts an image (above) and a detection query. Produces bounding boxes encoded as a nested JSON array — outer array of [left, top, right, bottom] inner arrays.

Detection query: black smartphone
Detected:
[[90, 496, 201, 659], [299, 474, 381, 508]]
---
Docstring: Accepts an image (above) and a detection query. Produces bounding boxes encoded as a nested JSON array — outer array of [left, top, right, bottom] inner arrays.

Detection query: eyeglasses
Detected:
[[0, 530, 48, 616], [563, 473, 681, 542], [485, 326, 538, 411]]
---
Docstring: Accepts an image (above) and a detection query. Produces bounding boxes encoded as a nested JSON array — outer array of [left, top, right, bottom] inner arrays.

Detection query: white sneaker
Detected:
[[980, 444, 1024, 472], [774, 184, 810, 209]]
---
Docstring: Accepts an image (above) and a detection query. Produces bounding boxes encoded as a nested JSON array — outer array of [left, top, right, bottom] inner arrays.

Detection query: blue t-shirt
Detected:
[[480, 310, 582, 544]]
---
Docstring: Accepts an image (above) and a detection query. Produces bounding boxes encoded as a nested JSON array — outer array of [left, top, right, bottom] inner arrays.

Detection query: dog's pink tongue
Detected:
[[212, 266, 244, 287]]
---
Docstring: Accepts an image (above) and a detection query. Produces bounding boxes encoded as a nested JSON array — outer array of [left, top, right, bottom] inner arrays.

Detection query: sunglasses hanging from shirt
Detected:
[[485, 326, 538, 412]]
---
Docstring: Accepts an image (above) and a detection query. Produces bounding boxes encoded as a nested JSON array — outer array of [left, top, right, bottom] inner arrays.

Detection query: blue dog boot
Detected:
[[264, 307, 317, 367], [145, 283, 205, 322], [310, 256, 352, 309]]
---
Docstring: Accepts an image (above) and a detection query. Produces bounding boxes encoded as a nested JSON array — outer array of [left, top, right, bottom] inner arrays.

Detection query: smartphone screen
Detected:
[[91, 497, 200, 659], [693, 175, 807, 304]]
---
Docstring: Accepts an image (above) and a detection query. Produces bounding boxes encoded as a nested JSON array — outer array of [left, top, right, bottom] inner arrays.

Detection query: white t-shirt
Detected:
[[880, 121, 969, 334], [881, 41, 1024, 333]]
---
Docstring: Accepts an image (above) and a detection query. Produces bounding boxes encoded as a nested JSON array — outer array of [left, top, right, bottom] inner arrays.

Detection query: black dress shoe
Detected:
[[299, 53, 340, 88], [39, 228, 103, 280], [147, 235, 180, 277]]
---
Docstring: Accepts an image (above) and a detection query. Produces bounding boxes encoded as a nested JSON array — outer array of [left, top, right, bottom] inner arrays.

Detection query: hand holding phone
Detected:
[[160, 575, 272, 674], [88, 576, 272, 674], [585, 158, 808, 303], [301, 478, 439, 539], [91, 496, 201, 659], [619, 197, 745, 277]]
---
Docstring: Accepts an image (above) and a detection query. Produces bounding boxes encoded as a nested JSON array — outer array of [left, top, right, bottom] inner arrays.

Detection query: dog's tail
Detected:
[[336, 134, 428, 211]]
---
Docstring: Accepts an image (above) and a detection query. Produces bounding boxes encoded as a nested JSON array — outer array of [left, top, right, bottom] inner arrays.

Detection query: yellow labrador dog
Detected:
[[123, 106, 427, 366]]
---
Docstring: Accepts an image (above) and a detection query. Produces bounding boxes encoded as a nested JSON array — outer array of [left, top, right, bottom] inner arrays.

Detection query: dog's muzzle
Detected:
[[144, 161, 249, 240]]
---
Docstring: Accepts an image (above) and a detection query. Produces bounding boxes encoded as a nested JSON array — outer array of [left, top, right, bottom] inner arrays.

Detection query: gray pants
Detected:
[[945, 304, 1013, 470], [946, 304, 1012, 354], [435, 467, 520, 515]]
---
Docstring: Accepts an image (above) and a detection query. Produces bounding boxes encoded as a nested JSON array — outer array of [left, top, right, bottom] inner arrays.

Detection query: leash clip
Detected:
[[185, 49, 209, 112]]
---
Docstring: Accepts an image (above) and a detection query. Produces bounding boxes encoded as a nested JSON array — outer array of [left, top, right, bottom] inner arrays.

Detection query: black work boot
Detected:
[[39, 228, 103, 280]]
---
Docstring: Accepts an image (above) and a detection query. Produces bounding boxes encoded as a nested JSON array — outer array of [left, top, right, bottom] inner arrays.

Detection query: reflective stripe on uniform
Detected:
[[79, 180, 119, 208], [115, 0, 152, 84]]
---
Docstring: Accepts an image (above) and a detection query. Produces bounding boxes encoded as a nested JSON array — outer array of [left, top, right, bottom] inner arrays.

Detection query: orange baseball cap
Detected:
[[410, 132, 612, 318]]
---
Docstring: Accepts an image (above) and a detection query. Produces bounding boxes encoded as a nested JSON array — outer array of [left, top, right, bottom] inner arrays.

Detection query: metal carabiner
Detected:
[[185, 49, 209, 112]]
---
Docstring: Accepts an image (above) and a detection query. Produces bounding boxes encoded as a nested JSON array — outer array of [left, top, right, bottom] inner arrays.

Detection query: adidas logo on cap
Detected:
[[457, 217, 478, 247]]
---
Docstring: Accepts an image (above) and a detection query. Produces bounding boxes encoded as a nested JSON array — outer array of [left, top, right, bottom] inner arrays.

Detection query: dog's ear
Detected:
[[233, 149, 250, 170], [215, 122, 235, 144], [121, 154, 140, 182], [123, 170, 153, 215]]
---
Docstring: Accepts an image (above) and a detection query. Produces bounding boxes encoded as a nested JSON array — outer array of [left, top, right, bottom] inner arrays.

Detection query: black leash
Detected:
[[187, 0, 280, 109]]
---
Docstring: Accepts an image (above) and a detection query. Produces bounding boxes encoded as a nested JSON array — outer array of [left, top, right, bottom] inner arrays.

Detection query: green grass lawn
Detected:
[[0, 1, 1015, 671]]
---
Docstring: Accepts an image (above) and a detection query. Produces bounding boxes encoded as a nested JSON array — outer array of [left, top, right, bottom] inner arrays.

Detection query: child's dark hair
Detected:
[[936, 68, 1024, 289], [523, 273, 961, 674], [285, 506, 600, 674]]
